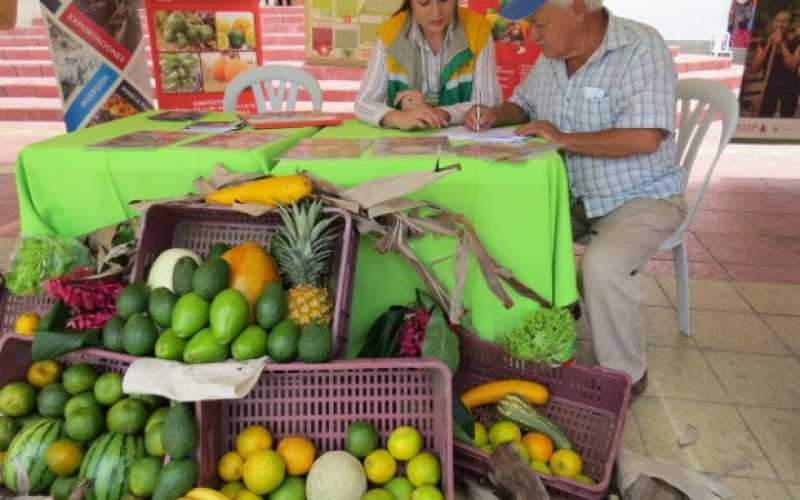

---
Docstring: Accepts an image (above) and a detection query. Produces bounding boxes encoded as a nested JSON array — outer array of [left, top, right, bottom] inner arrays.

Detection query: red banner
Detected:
[[61, 4, 132, 70], [145, 0, 263, 112]]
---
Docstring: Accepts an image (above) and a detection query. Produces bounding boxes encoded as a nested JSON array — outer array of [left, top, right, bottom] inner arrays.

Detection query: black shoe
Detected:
[[632, 371, 648, 399]]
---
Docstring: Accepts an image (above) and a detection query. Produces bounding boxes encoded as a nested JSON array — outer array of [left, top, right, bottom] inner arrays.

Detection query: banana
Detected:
[[181, 487, 230, 500]]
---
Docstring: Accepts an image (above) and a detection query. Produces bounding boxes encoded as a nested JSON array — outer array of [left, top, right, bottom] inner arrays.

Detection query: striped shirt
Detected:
[[355, 19, 501, 127], [510, 12, 687, 218]]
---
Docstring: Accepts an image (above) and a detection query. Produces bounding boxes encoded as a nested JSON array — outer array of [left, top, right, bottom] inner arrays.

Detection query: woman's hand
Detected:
[[394, 90, 427, 111], [382, 107, 450, 130], [464, 105, 497, 131]]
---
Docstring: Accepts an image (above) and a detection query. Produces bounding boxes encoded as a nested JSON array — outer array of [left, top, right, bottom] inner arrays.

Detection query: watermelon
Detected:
[[2, 417, 64, 494], [79, 431, 145, 500]]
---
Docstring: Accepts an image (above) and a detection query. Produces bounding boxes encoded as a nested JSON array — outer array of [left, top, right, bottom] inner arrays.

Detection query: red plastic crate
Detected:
[[452, 332, 631, 500], [0, 284, 56, 340], [130, 203, 358, 359], [196, 359, 455, 499]]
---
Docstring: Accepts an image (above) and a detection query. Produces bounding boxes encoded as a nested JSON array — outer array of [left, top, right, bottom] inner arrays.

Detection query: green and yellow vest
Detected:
[[377, 7, 491, 108]]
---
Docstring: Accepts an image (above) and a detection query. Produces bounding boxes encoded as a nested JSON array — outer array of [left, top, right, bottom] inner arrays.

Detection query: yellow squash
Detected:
[[206, 175, 312, 206], [460, 379, 549, 408]]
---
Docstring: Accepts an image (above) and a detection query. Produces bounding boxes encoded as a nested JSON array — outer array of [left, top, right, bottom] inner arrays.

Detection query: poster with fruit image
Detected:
[[145, 0, 263, 112]]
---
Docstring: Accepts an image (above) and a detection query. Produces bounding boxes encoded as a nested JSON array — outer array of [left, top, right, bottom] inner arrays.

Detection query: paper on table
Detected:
[[435, 126, 527, 143], [122, 356, 269, 402]]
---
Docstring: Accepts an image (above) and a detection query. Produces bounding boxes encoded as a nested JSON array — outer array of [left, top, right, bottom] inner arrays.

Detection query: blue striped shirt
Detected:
[[510, 12, 686, 218]]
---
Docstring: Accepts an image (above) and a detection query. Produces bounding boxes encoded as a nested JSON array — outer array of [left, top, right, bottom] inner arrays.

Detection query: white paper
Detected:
[[435, 126, 528, 143], [122, 357, 269, 402]]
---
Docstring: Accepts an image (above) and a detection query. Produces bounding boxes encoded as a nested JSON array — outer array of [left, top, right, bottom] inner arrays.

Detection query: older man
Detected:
[[465, 0, 686, 393]]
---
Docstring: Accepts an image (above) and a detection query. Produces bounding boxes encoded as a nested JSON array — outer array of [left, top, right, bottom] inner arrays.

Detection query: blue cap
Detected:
[[499, 0, 545, 21]]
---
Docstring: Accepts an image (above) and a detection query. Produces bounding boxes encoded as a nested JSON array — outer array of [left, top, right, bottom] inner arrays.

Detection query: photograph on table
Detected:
[[181, 131, 286, 150], [201, 51, 257, 92], [153, 10, 216, 51], [371, 137, 452, 157], [86, 130, 196, 150], [215, 11, 257, 50], [280, 138, 373, 159], [159, 52, 202, 93]]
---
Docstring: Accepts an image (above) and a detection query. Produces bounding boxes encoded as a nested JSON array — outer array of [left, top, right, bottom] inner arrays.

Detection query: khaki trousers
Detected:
[[572, 196, 686, 382]]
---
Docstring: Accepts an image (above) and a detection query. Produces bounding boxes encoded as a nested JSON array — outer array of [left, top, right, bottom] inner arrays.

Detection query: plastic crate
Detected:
[[196, 359, 455, 499], [452, 331, 631, 500], [131, 203, 358, 358], [0, 284, 56, 340]]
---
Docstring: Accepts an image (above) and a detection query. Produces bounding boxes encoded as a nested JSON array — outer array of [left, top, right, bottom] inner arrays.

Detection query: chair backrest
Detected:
[[222, 65, 323, 113], [670, 78, 739, 239], [710, 32, 732, 57]]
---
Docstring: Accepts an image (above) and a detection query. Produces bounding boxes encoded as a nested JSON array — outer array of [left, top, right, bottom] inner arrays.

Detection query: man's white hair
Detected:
[[548, 0, 604, 12]]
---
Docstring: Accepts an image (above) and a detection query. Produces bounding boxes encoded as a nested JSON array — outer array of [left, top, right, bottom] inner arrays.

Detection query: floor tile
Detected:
[[724, 265, 800, 286], [762, 178, 800, 196], [786, 482, 800, 500], [695, 234, 800, 267], [733, 282, 800, 316], [652, 233, 714, 263], [780, 237, 800, 255], [646, 260, 731, 281], [647, 277, 671, 308], [720, 478, 792, 500], [691, 311, 789, 355], [658, 278, 752, 312], [647, 307, 696, 348], [0, 164, 13, 175], [698, 192, 800, 215], [0, 236, 17, 255], [690, 210, 767, 236], [620, 409, 645, 455], [706, 177, 771, 194], [761, 315, 800, 357], [743, 213, 800, 238], [739, 407, 800, 482], [632, 397, 775, 479], [644, 347, 729, 402], [705, 352, 800, 409]]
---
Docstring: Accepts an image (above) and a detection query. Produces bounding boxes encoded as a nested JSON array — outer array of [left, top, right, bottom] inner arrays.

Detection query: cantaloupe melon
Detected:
[[147, 249, 201, 292], [306, 451, 366, 500]]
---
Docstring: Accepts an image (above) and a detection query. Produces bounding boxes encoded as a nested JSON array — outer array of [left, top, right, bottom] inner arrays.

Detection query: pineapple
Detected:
[[273, 200, 337, 327]]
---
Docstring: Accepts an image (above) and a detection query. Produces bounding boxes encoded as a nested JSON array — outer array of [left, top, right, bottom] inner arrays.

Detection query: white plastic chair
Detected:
[[711, 32, 733, 58], [660, 78, 739, 336], [222, 65, 323, 113]]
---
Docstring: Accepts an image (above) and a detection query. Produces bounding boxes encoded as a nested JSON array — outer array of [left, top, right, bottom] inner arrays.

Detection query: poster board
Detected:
[[144, 0, 263, 112], [734, 0, 800, 142], [305, 0, 402, 67], [39, 0, 153, 132]]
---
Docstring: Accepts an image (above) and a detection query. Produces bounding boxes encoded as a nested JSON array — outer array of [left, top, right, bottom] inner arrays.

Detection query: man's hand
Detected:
[[394, 90, 426, 111], [464, 105, 497, 131], [383, 107, 450, 130], [515, 120, 565, 144]]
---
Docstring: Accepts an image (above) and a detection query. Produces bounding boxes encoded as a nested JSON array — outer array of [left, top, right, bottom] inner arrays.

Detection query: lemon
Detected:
[[406, 451, 440, 487], [242, 449, 285, 495], [387, 426, 422, 461], [549, 449, 583, 478], [219, 451, 245, 482], [234, 490, 263, 500], [15, 312, 40, 336], [27, 360, 62, 389], [217, 32, 229, 50], [472, 422, 488, 448], [221, 481, 246, 499], [245, 28, 256, 48], [364, 449, 396, 485], [488, 420, 521, 449], [217, 20, 232, 34], [45, 439, 83, 477], [236, 425, 272, 458], [276, 436, 315, 476]]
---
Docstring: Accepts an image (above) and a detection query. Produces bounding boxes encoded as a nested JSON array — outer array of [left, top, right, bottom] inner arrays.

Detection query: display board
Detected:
[[39, 0, 153, 132], [144, 0, 263, 112]]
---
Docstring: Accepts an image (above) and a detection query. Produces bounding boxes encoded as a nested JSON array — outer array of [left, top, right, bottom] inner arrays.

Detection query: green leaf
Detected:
[[357, 306, 407, 359], [37, 301, 70, 333], [421, 306, 460, 373], [416, 289, 437, 312], [453, 393, 476, 444], [32, 329, 101, 362]]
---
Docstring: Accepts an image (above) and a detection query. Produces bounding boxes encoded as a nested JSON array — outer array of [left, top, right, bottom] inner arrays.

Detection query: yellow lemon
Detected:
[[45, 439, 83, 477], [549, 449, 583, 478], [242, 449, 285, 495], [217, 32, 229, 50], [27, 360, 63, 389], [488, 420, 521, 449], [363, 449, 396, 485], [387, 426, 422, 461], [234, 491, 262, 500], [245, 28, 256, 48], [219, 451, 245, 482], [236, 425, 272, 458], [276, 436, 316, 476], [15, 313, 39, 336], [472, 422, 488, 448], [406, 451, 440, 487]]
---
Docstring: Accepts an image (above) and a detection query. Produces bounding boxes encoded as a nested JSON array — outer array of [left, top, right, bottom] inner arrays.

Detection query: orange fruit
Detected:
[[15, 313, 40, 336], [45, 439, 83, 477], [27, 360, 63, 389], [224, 58, 249, 82], [212, 57, 227, 82], [233, 17, 252, 33], [275, 436, 316, 476], [549, 449, 582, 478], [521, 432, 554, 463]]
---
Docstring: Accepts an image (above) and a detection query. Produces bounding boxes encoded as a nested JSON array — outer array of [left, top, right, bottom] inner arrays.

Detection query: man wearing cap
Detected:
[[465, 0, 687, 395]]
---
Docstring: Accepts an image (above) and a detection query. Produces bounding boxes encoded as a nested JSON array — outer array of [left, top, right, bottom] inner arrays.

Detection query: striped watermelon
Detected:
[[2, 417, 64, 494], [79, 431, 145, 500]]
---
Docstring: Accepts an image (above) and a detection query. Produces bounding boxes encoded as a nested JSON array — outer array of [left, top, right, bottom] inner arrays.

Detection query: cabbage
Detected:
[[5, 236, 94, 296], [503, 307, 577, 365]]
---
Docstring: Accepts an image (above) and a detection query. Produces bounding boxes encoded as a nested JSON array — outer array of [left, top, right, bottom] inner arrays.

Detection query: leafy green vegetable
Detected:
[[5, 236, 94, 295], [503, 307, 576, 365], [453, 394, 476, 444], [422, 306, 460, 373], [356, 306, 407, 359], [32, 329, 101, 361]]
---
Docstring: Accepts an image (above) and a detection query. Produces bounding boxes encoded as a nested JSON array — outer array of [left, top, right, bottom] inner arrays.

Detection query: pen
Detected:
[[476, 90, 482, 132]]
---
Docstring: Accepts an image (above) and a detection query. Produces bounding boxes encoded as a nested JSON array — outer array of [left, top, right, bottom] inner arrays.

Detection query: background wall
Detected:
[[605, 0, 731, 41]]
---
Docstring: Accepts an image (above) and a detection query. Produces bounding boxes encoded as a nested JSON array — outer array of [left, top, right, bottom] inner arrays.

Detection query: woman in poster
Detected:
[[729, 0, 757, 48], [355, 0, 501, 130], [751, 10, 800, 117]]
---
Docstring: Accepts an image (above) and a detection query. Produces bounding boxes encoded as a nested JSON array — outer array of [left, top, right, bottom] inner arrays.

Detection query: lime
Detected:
[[364, 449, 396, 485], [387, 426, 422, 461], [93, 372, 124, 406], [411, 485, 444, 500], [131, 393, 167, 411], [268, 476, 305, 500], [50, 476, 79, 500], [362, 489, 394, 500], [0, 382, 36, 417], [406, 451, 440, 487], [145, 422, 165, 457], [37, 382, 71, 417], [65, 407, 104, 443], [64, 392, 101, 419], [346, 421, 379, 458], [145, 407, 169, 433], [107, 398, 148, 434], [62, 364, 97, 396], [0, 416, 20, 451], [384, 477, 414, 500], [221, 481, 246, 499], [129, 456, 163, 497], [529, 460, 552, 475]]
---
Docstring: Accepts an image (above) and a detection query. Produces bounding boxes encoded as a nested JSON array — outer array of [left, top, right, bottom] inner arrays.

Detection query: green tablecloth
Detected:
[[16, 111, 317, 237], [272, 120, 577, 354]]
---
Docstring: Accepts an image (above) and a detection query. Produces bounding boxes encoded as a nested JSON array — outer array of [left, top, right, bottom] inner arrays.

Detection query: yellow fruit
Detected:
[[411, 485, 444, 500], [245, 28, 255, 48], [45, 439, 83, 477], [219, 451, 245, 482], [217, 32, 229, 50], [233, 17, 251, 33], [224, 58, 249, 82], [574, 474, 595, 485], [472, 422, 488, 448], [549, 449, 582, 478], [364, 449, 396, 485], [488, 421, 521, 449], [242, 450, 285, 495], [406, 451, 440, 487], [236, 425, 273, 458], [513, 442, 529, 463], [276, 436, 316, 476], [184, 488, 230, 500], [387, 426, 422, 461], [460, 380, 549, 408], [521, 432, 554, 463], [287, 285, 332, 327], [211, 57, 227, 82], [222, 243, 280, 318], [27, 360, 63, 389], [15, 313, 40, 336], [234, 491, 262, 500], [221, 482, 246, 499], [529, 460, 552, 475], [217, 20, 232, 34]]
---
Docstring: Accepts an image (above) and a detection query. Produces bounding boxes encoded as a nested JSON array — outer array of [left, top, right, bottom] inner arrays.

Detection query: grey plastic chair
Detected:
[[222, 65, 323, 113], [661, 78, 739, 336]]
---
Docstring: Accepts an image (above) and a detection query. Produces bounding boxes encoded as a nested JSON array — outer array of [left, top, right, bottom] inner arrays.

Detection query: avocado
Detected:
[[116, 282, 151, 319], [207, 242, 230, 260], [297, 323, 332, 363], [161, 403, 197, 459], [172, 257, 198, 296], [151, 459, 198, 500], [123, 313, 159, 356], [102, 316, 126, 352], [232, 325, 269, 361], [256, 282, 287, 330], [191, 258, 230, 301], [209, 288, 249, 345], [149, 287, 177, 328], [266, 320, 299, 363], [171, 292, 209, 338], [182, 328, 228, 364]]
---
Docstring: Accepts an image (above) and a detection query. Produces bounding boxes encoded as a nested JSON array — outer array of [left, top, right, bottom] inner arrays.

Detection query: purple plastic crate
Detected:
[[130, 203, 358, 358], [0, 284, 55, 340], [453, 331, 631, 500]]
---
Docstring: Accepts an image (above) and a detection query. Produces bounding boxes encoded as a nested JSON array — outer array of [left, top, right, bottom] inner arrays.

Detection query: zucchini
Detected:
[[497, 394, 573, 450]]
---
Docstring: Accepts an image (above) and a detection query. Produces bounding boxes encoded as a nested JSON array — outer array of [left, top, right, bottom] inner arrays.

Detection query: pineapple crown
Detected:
[[272, 200, 338, 287]]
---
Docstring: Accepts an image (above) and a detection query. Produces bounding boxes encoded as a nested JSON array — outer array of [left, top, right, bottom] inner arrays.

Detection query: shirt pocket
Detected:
[[573, 96, 617, 132]]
